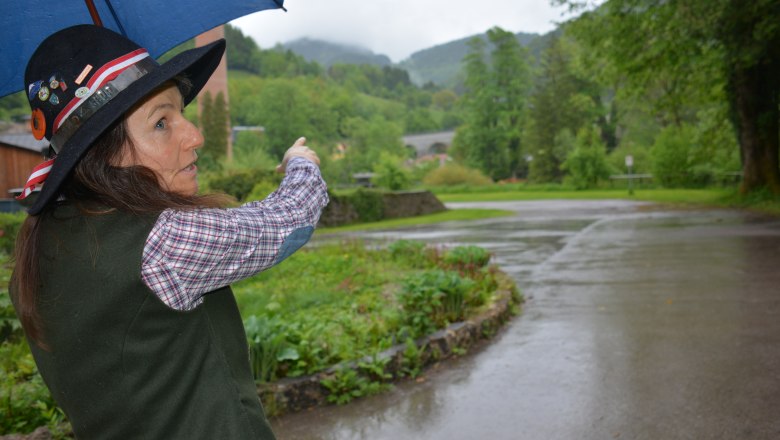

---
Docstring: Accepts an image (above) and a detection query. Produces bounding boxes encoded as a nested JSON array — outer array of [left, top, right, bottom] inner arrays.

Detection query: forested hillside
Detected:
[[399, 31, 541, 88], [4, 1, 775, 196]]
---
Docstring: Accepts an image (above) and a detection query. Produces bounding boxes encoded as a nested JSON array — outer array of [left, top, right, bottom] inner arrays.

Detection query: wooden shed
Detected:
[[1, 133, 47, 200]]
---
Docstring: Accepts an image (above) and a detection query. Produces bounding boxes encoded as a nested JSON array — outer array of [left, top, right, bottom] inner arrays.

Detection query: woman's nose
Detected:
[[183, 119, 205, 150]]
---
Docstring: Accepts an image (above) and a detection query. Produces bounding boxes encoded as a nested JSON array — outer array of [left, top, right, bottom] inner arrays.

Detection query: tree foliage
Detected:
[[562, 126, 612, 189], [556, 0, 780, 193], [198, 91, 229, 171], [225, 24, 322, 77], [525, 33, 601, 182], [452, 28, 531, 180]]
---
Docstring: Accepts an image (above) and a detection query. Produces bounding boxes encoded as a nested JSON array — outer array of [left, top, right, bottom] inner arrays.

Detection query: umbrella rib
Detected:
[[104, 0, 128, 36], [272, 0, 288, 12], [84, 0, 103, 26]]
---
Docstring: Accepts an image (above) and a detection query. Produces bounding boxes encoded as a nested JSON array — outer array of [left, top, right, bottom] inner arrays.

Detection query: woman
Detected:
[[11, 25, 328, 439]]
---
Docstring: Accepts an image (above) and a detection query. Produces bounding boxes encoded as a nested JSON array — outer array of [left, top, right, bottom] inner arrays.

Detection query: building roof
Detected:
[[0, 133, 48, 153]]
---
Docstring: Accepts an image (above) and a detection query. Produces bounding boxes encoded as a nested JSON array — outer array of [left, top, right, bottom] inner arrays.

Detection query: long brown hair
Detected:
[[12, 82, 231, 347]]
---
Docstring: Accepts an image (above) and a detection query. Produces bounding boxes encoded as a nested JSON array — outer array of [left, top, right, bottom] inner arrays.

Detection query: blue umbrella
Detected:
[[0, 0, 286, 98]]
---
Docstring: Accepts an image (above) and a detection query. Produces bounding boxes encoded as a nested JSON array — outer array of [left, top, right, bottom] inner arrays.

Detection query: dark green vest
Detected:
[[26, 204, 276, 439]]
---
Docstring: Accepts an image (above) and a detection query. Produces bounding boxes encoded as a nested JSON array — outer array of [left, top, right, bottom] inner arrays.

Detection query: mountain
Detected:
[[279, 30, 553, 89], [399, 31, 543, 88], [281, 38, 392, 68]]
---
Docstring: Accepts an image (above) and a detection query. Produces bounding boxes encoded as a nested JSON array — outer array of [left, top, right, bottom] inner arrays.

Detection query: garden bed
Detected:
[[232, 239, 522, 415], [258, 283, 518, 415]]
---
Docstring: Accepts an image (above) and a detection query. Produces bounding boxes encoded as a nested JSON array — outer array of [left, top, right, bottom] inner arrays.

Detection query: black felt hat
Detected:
[[23, 24, 225, 215]]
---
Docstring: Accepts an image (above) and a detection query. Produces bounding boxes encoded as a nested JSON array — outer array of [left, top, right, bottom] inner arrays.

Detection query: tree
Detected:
[[225, 24, 262, 73], [556, 0, 780, 194], [451, 36, 507, 179], [0, 91, 27, 121], [488, 27, 531, 178], [525, 33, 598, 182], [246, 79, 310, 158], [452, 29, 531, 180], [344, 115, 405, 173], [199, 91, 229, 171]]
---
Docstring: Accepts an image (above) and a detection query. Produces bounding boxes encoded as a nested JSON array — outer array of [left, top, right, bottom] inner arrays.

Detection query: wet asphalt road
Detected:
[[270, 200, 780, 440]]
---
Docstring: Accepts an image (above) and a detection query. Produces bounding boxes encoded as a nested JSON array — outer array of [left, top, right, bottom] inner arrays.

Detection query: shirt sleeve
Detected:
[[141, 157, 329, 311]]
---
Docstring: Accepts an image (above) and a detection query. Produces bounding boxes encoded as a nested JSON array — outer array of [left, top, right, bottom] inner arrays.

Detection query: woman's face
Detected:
[[122, 84, 204, 196]]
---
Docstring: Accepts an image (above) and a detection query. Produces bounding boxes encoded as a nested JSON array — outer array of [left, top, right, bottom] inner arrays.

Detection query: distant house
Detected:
[[0, 132, 47, 203]]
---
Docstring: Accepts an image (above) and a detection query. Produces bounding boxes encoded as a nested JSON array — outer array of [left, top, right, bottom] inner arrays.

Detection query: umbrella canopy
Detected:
[[0, 0, 285, 98]]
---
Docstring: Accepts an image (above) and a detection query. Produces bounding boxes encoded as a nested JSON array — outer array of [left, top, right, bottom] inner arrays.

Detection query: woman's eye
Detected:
[[155, 119, 167, 130]]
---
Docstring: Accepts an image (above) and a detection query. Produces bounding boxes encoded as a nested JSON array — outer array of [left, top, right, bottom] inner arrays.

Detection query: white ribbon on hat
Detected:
[[50, 49, 154, 153]]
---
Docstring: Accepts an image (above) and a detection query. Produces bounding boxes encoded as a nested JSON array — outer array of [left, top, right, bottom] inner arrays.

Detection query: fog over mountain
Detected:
[[280, 30, 551, 88]]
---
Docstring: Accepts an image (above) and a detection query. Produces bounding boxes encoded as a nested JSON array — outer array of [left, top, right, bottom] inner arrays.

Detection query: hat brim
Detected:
[[28, 39, 226, 216]]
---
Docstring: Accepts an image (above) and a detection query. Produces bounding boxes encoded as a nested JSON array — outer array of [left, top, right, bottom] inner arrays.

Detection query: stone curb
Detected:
[[257, 288, 518, 416]]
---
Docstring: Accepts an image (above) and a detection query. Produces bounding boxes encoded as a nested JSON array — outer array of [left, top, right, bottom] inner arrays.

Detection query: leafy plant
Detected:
[[357, 354, 392, 382], [0, 342, 67, 436], [387, 239, 438, 269], [0, 212, 25, 256], [244, 315, 298, 383], [203, 168, 277, 201], [320, 367, 390, 405], [443, 245, 491, 273], [398, 338, 424, 379], [398, 270, 475, 336]]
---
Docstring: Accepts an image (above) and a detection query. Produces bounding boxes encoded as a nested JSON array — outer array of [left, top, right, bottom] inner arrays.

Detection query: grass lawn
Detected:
[[435, 188, 733, 204], [432, 187, 780, 216]]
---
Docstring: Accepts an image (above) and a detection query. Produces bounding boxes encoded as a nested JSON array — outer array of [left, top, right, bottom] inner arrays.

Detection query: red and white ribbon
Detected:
[[16, 158, 55, 200], [53, 48, 149, 133]]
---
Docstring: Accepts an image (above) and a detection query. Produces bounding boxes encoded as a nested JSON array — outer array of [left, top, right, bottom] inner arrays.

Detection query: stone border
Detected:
[[258, 287, 518, 416]]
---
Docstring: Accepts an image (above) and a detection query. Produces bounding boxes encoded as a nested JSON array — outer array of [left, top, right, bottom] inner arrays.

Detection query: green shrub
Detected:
[[443, 245, 491, 272], [422, 163, 493, 186], [1, 290, 21, 344], [0, 341, 66, 436], [561, 127, 613, 189], [0, 212, 26, 256], [320, 366, 389, 405], [387, 240, 438, 269], [245, 180, 279, 202], [230, 239, 516, 387], [398, 270, 475, 337], [371, 153, 412, 191], [348, 189, 384, 223], [204, 169, 278, 202], [651, 124, 696, 188]]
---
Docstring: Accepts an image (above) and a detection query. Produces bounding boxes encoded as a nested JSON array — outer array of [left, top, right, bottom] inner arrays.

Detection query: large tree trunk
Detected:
[[729, 63, 780, 194]]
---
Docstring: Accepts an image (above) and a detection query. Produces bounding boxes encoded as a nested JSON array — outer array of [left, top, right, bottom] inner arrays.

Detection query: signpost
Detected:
[[625, 155, 634, 196]]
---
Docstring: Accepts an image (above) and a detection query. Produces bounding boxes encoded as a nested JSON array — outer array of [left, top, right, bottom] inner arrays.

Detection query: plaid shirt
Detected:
[[141, 157, 328, 310]]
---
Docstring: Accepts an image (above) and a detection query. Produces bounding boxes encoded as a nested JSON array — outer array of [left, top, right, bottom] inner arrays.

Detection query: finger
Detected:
[[293, 137, 306, 147]]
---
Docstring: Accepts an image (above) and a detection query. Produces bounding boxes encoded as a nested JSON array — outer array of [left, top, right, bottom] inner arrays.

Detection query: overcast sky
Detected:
[[232, 0, 578, 62]]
